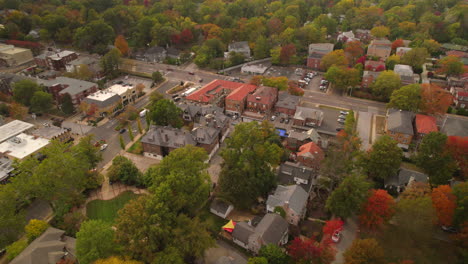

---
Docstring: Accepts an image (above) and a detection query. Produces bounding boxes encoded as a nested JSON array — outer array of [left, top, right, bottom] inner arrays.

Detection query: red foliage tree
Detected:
[[144, 0, 150, 7], [344, 40, 364, 64], [420, 84, 453, 115], [280, 44, 296, 65], [287, 237, 336, 264], [287, 81, 304, 96], [392, 39, 404, 50], [171, 34, 181, 45], [431, 185, 457, 226], [446, 136, 468, 179], [359, 189, 395, 230], [86, 103, 98, 117], [356, 55, 366, 65], [267, 18, 283, 34], [180, 28, 194, 43], [375, 65, 385, 71], [322, 219, 344, 242]]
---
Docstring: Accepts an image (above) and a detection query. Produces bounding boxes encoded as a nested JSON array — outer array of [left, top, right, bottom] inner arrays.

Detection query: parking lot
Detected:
[[108, 76, 153, 93], [299, 101, 349, 135]]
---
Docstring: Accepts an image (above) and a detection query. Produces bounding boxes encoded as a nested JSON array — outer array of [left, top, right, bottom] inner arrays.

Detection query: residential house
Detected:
[[277, 161, 316, 187], [367, 39, 392, 60], [451, 87, 468, 109], [232, 213, 288, 253], [355, 29, 372, 43], [244, 86, 278, 118], [267, 185, 309, 225], [141, 126, 197, 159], [224, 84, 257, 116], [441, 43, 468, 53], [166, 47, 181, 60], [292, 106, 324, 128], [396, 47, 412, 57], [37, 77, 98, 106], [306, 43, 334, 70], [136, 46, 167, 62], [384, 168, 429, 194], [210, 199, 234, 219], [45, 50, 78, 71], [364, 60, 385, 71], [275, 91, 301, 116], [386, 109, 415, 150], [227, 41, 251, 58], [34, 51, 55, 68], [441, 115, 468, 137], [394, 64, 416, 85], [287, 129, 321, 150], [178, 103, 223, 123], [337, 31, 356, 43], [296, 142, 325, 170], [196, 112, 230, 139], [361, 71, 381, 88], [0, 44, 34, 67], [10, 227, 76, 264], [446, 50, 468, 58], [414, 114, 438, 142], [65, 56, 104, 81], [191, 126, 220, 156], [32, 126, 72, 143]]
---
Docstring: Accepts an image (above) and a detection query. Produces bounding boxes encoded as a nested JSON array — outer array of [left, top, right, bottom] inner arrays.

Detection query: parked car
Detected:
[[174, 97, 181, 102], [337, 119, 345, 124], [441, 226, 457, 233], [43, 123, 50, 127], [280, 118, 285, 123], [285, 118, 289, 124], [119, 128, 126, 134], [332, 230, 342, 243], [188, 72, 195, 75], [340, 111, 349, 115], [321, 80, 328, 85], [336, 127, 344, 131], [100, 144, 108, 151], [271, 115, 276, 121], [339, 115, 347, 119], [305, 122, 316, 127]]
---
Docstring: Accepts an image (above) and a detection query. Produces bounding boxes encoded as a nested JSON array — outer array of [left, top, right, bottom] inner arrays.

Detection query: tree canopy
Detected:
[[371, 70, 401, 100], [147, 99, 183, 128], [363, 135, 402, 180], [387, 84, 422, 112], [76, 220, 117, 264]]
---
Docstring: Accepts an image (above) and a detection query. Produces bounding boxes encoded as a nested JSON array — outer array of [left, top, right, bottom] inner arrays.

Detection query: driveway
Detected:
[[204, 240, 248, 264], [356, 111, 373, 151], [332, 217, 358, 264]]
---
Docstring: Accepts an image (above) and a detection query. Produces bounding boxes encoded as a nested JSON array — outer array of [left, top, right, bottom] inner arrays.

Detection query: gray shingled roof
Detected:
[[276, 91, 300, 111], [228, 41, 250, 51], [294, 107, 324, 121], [210, 199, 232, 214], [37, 77, 96, 96], [191, 126, 218, 145], [385, 168, 428, 187], [32, 126, 67, 140], [267, 185, 309, 215], [387, 109, 414, 135], [255, 213, 289, 245], [232, 222, 255, 244], [441, 115, 468, 137], [141, 126, 196, 148], [278, 161, 315, 183]]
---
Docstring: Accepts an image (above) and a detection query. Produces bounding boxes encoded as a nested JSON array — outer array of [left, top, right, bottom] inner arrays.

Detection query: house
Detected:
[[367, 39, 392, 60], [232, 213, 288, 253], [228, 41, 251, 58], [296, 142, 325, 170], [306, 43, 334, 70], [414, 114, 438, 142], [37, 77, 98, 106], [141, 126, 197, 159], [224, 84, 257, 116], [451, 87, 468, 109], [364, 60, 385, 71], [166, 47, 181, 60], [396, 47, 412, 57], [440, 114, 468, 137], [441, 43, 468, 52], [277, 161, 316, 187], [245, 86, 278, 115], [32, 126, 72, 143], [361, 71, 381, 88], [65, 56, 104, 81], [0, 73, 34, 95], [136, 46, 167, 62], [275, 91, 301, 116], [337, 31, 356, 43], [287, 129, 321, 150], [292, 106, 324, 128], [241, 63, 269, 75], [210, 199, 234, 219], [10, 227, 76, 264], [45, 50, 78, 71], [191, 126, 220, 156], [384, 168, 429, 194], [386, 109, 415, 150], [446, 50, 468, 58], [394, 64, 415, 85], [355, 29, 372, 43], [0, 44, 34, 67], [267, 185, 309, 225], [178, 103, 223, 123], [83, 90, 122, 117]]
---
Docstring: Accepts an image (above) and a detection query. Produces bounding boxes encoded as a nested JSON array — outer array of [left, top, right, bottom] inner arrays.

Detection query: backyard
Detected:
[[86, 191, 141, 223]]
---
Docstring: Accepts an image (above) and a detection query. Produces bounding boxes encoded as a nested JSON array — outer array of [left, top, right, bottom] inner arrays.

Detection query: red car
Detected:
[[188, 72, 195, 75]]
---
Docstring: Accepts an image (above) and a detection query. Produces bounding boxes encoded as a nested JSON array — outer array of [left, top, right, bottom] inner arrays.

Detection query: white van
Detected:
[[139, 109, 148, 117]]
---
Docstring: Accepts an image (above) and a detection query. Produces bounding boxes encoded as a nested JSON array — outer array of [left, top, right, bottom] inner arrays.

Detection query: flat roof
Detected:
[[0, 120, 34, 143], [0, 133, 49, 160], [32, 126, 68, 140], [48, 50, 75, 60], [86, 90, 118, 102], [107, 84, 133, 96]]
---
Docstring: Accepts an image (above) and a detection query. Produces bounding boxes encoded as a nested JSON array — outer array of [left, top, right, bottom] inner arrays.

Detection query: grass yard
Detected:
[[199, 202, 227, 235], [127, 140, 143, 155], [86, 191, 140, 223]]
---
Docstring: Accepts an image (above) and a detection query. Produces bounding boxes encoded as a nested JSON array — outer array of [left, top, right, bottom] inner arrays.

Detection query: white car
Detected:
[[339, 115, 347, 119], [337, 119, 345, 124], [332, 230, 342, 243], [340, 111, 349, 115], [100, 144, 108, 151]]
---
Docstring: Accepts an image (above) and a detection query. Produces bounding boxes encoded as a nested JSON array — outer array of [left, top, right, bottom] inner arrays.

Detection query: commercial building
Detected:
[[275, 91, 301, 116], [107, 83, 137, 105], [306, 43, 334, 70], [0, 120, 35, 143], [83, 90, 121, 117], [0, 44, 33, 67], [0, 133, 49, 160], [37, 77, 98, 106], [32, 126, 72, 143], [245, 86, 278, 116]]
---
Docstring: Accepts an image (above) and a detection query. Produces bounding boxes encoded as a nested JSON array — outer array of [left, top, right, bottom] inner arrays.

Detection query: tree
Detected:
[[30, 91, 53, 113], [387, 84, 421, 112], [12, 79, 40, 106], [228, 52, 245, 66], [343, 239, 385, 264], [119, 135, 125, 150], [416, 132, 457, 186], [371, 70, 401, 100], [25, 219, 49, 242], [279, 44, 296, 65], [76, 220, 117, 264], [400, 182, 431, 200], [137, 119, 143, 134], [147, 99, 183, 128], [262, 77, 289, 91], [6, 239, 28, 261], [391, 39, 404, 51], [151, 71, 164, 83], [370, 26, 390, 38], [420, 84, 453, 115], [446, 136, 468, 179], [400, 48, 429, 70], [325, 66, 360, 92], [270, 46, 281, 65], [386, 55, 400, 70], [320, 49, 348, 71], [437, 55, 465, 77], [421, 39, 441, 55], [344, 40, 364, 64], [326, 174, 371, 218], [128, 124, 134, 140], [253, 36, 270, 59], [322, 219, 344, 242], [452, 182, 468, 226], [287, 236, 336, 264], [359, 189, 395, 230], [114, 35, 129, 56], [74, 20, 115, 54], [394, 196, 435, 241], [364, 135, 402, 180], [94, 256, 143, 264], [108, 156, 142, 185], [219, 121, 283, 208], [101, 48, 121, 78], [259, 244, 289, 264], [60, 93, 75, 114], [431, 185, 457, 227]]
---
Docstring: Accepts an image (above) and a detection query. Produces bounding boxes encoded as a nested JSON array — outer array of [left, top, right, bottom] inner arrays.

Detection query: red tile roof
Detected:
[[415, 114, 438, 134], [457, 90, 468, 97], [246, 86, 278, 105], [186, 80, 245, 103], [225, 83, 257, 101], [297, 142, 324, 158]]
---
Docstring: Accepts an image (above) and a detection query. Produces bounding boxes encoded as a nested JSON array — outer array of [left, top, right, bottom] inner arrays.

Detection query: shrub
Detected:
[[25, 219, 49, 242], [6, 239, 28, 261]]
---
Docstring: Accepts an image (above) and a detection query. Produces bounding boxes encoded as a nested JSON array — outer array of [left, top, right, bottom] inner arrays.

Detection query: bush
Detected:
[[6, 239, 28, 261], [58, 210, 87, 236], [25, 219, 49, 242], [0, 103, 9, 116], [456, 108, 468, 116]]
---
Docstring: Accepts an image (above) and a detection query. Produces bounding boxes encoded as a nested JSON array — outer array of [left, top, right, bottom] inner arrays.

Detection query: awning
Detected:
[[222, 220, 236, 233]]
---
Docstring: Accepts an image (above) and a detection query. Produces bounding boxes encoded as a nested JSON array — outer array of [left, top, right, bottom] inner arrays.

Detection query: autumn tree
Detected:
[[420, 84, 453, 115], [343, 238, 385, 264], [326, 174, 371, 218], [421, 39, 441, 55], [320, 49, 348, 71], [344, 40, 364, 64], [391, 39, 404, 51], [114, 35, 129, 56], [359, 189, 395, 230], [325, 66, 360, 92], [322, 218, 344, 242], [94, 256, 143, 264], [400, 182, 431, 200], [446, 136, 468, 179], [287, 236, 336, 264], [25, 219, 49, 242], [363, 135, 402, 180], [415, 132, 457, 186], [279, 43, 296, 65], [431, 185, 457, 227], [371, 70, 401, 100], [387, 84, 422, 112], [437, 55, 465, 77], [400, 48, 429, 70]]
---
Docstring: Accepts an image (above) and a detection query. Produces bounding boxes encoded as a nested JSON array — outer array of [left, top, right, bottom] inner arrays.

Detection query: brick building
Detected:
[[306, 43, 334, 70], [275, 91, 301, 116]]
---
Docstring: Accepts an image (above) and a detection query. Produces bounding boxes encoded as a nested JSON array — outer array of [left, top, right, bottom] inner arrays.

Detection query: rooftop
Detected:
[[0, 156, 13, 181], [37, 77, 96, 96], [0, 44, 30, 55], [297, 142, 324, 159], [308, 43, 334, 55], [267, 185, 309, 215], [247, 86, 278, 105], [187, 79, 246, 103], [32, 126, 68, 140], [0, 133, 49, 160], [387, 109, 414, 135], [293, 106, 324, 121], [276, 91, 301, 110], [394, 64, 414, 76], [228, 41, 250, 51], [141, 126, 196, 149], [415, 114, 438, 134], [107, 83, 133, 96], [48, 50, 75, 60], [85, 89, 119, 102], [225, 84, 257, 102], [0, 120, 34, 143], [441, 115, 468, 137], [385, 168, 428, 187]]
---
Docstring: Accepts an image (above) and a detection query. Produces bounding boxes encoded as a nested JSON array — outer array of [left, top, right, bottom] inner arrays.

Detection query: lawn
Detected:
[[86, 191, 140, 223], [127, 140, 143, 155]]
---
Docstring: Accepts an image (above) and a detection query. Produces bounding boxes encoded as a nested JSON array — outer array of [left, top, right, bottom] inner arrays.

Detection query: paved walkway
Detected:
[[204, 240, 248, 264], [86, 182, 148, 201]]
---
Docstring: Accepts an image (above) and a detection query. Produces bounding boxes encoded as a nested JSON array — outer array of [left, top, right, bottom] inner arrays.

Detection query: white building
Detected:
[[241, 63, 269, 75], [0, 133, 49, 160], [107, 84, 137, 105], [0, 120, 34, 143]]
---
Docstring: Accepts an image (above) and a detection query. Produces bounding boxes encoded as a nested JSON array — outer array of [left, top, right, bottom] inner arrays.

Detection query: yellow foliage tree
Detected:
[[94, 256, 143, 264], [25, 219, 49, 242], [114, 35, 129, 56]]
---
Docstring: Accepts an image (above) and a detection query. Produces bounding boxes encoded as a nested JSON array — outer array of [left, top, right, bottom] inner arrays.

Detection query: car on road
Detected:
[[119, 128, 126, 134], [43, 123, 50, 127], [340, 111, 349, 115], [139, 109, 148, 117], [188, 72, 195, 75], [167, 68, 173, 71], [100, 144, 108, 151], [284, 118, 289, 124], [332, 230, 342, 243]]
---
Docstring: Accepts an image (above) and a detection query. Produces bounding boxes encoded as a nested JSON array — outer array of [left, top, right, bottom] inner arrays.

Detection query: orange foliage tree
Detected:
[[420, 84, 453, 115], [114, 35, 129, 56], [322, 219, 344, 242], [391, 39, 404, 50], [359, 189, 396, 230], [344, 40, 364, 64], [431, 185, 457, 226], [446, 136, 468, 180]]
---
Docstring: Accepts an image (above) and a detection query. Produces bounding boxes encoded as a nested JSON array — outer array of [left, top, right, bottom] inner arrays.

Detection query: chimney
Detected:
[[164, 134, 169, 142]]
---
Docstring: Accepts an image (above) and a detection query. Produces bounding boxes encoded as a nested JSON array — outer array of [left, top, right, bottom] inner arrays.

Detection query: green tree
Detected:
[[344, 110, 356, 135], [108, 156, 142, 185], [0, 186, 26, 249], [253, 36, 270, 59], [400, 48, 429, 70], [101, 48, 121, 78], [119, 135, 125, 150], [219, 121, 283, 208], [76, 220, 117, 264], [74, 20, 115, 54], [73, 135, 103, 169], [363, 135, 402, 180], [452, 182, 468, 227], [326, 174, 371, 218], [343, 238, 385, 264], [415, 132, 457, 186], [60, 93, 75, 114], [370, 26, 390, 38], [137, 118, 143, 134], [128, 124, 134, 140], [147, 99, 183, 128], [152, 71, 164, 83], [270, 46, 281, 65], [25, 219, 49, 242], [152, 247, 185, 264], [30, 91, 53, 113], [325, 66, 360, 92], [371, 70, 401, 100], [228, 52, 245, 66], [387, 84, 422, 112], [6, 239, 28, 261], [12, 80, 40, 106], [258, 244, 289, 264], [394, 196, 435, 241]]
